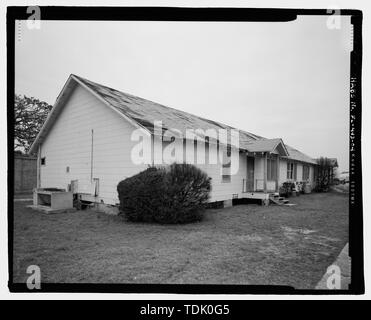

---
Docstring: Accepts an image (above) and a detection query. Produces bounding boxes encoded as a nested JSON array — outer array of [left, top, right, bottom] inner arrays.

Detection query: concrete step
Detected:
[[269, 198, 283, 206], [269, 194, 291, 206]]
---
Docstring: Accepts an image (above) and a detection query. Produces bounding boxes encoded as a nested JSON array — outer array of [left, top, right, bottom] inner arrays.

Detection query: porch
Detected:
[[239, 138, 290, 204]]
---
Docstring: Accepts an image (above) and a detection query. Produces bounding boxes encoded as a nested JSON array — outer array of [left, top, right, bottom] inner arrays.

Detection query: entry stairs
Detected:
[[269, 192, 290, 206]]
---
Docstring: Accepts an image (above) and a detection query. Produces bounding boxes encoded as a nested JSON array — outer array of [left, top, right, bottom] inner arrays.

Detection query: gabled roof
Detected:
[[29, 74, 317, 165], [243, 138, 289, 156], [76, 75, 263, 144], [285, 145, 317, 165]]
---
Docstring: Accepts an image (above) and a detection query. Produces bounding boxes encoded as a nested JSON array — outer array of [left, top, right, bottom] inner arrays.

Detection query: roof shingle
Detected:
[[33, 74, 317, 165]]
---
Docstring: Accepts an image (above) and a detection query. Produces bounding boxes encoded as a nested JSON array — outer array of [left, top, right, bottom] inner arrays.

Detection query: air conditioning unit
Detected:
[[33, 188, 73, 211]]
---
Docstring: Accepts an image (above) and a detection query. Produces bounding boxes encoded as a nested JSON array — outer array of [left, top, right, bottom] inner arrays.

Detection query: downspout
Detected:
[[276, 154, 280, 192], [151, 133, 154, 166], [263, 152, 267, 193]]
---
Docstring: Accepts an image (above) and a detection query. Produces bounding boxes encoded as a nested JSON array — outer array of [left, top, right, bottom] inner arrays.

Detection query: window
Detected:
[[221, 145, 231, 183], [302, 165, 310, 181], [287, 162, 297, 180], [222, 172, 231, 183], [205, 136, 209, 164], [41, 157, 46, 165], [267, 156, 277, 180]]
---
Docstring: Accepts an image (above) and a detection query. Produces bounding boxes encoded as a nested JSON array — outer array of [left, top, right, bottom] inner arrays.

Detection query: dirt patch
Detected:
[[282, 226, 317, 235], [282, 226, 341, 250]]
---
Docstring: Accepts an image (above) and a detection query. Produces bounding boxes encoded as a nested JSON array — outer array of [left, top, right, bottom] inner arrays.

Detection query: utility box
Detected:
[[304, 184, 312, 194], [32, 188, 73, 212]]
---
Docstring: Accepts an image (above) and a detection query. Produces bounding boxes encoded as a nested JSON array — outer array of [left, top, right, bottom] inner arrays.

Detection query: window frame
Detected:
[[287, 161, 297, 180], [221, 145, 231, 183]]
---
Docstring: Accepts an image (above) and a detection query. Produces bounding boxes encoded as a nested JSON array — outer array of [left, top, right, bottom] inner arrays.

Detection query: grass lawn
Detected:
[[332, 183, 349, 193], [12, 192, 348, 289]]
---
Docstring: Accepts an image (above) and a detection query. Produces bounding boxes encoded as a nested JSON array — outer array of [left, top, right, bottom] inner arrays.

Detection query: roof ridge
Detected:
[[71, 74, 316, 164], [72, 74, 263, 140]]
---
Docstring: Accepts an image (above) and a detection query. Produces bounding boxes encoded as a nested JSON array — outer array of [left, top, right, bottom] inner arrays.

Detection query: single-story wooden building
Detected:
[[29, 74, 318, 207]]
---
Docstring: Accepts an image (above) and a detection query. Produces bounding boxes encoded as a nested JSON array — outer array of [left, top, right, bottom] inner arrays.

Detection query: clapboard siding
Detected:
[[296, 163, 303, 182], [40, 84, 147, 204], [198, 153, 247, 202], [279, 159, 315, 186], [155, 139, 247, 202], [279, 160, 288, 185]]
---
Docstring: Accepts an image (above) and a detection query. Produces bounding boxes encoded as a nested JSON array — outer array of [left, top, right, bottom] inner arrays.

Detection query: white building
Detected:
[[29, 74, 318, 207]]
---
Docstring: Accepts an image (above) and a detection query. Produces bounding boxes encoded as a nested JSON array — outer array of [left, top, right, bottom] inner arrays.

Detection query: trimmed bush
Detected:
[[117, 163, 211, 224]]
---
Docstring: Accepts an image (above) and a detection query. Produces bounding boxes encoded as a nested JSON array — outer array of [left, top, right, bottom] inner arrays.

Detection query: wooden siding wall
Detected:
[[40, 85, 147, 205], [198, 152, 247, 202], [279, 159, 315, 187], [158, 136, 248, 202], [279, 160, 288, 185], [14, 155, 37, 194]]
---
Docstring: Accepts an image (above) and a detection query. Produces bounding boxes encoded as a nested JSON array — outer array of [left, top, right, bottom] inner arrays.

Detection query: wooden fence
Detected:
[[14, 155, 37, 194]]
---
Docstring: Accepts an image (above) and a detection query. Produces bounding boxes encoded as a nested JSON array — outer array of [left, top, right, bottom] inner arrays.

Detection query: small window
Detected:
[[41, 157, 46, 165], [287, 162, 297, 180], [222, 174, 231, 183], [287, 162, 292, 179]]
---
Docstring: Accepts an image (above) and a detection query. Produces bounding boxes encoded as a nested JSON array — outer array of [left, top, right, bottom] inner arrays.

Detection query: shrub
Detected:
[[315, 157, 338, 192], [279, 181, 295, 197], [117, 163, 211, 224]]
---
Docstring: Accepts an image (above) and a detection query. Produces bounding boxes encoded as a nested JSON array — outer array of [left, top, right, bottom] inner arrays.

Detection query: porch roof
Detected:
[[243, 138, 289, 156], [285, 145, 317, 165]]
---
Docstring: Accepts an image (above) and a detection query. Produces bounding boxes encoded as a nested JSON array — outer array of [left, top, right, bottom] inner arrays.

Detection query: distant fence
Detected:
[[14, 155, 37, 194]]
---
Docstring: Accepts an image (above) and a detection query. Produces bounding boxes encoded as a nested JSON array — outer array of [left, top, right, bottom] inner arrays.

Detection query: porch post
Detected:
[[263, 152, 267, 193], [276, 155, 280, 192]]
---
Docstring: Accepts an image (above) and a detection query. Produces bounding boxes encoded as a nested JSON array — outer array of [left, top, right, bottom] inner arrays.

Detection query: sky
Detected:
[[15, 15, 352, 172]]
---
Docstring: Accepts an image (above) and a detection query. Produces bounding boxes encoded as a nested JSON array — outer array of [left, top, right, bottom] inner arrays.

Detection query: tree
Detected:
[[315, 157, 338, 192], [14, 94, 52, 154]]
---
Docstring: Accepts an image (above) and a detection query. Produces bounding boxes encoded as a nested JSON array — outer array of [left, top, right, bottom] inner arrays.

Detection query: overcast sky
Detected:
[[15, 15, 351, 172]]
